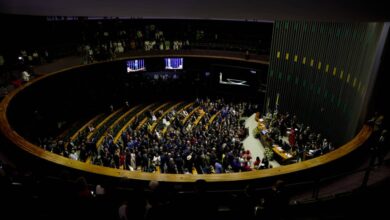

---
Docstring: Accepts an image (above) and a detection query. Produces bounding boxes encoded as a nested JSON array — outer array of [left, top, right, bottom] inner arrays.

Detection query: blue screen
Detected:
[[165, 58, 183, 70], [126, 59, 145, 72]]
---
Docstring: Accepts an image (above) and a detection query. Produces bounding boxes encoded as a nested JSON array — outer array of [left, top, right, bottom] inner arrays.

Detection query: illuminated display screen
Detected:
[[165, 58, 183, 70], [126, 59, 145, 72]]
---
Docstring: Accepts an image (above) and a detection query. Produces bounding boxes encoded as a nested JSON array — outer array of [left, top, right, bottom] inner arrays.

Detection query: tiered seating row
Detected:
[[149, 101, 184, 133], [113, 103, 158, 143], [182, 106, 200, 125], [87, 108, 124, 141], [136, 103, 170, 131], [95, 104, 141, 148], [70, 113, 106, 146], [157, 102, 194, 135], [205, 111, 221, 130], [161, 102, 194, 135], [192, 109, 206, 129]]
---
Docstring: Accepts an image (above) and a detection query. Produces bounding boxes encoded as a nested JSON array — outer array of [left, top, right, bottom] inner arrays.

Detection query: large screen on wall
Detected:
[[165, 58, 183, 70], [126, 59, 146, 72]]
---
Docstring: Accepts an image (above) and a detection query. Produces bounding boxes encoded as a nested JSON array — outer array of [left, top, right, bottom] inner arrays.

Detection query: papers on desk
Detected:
[[274, 146, 292, 158], [308, 149, 320, 156]]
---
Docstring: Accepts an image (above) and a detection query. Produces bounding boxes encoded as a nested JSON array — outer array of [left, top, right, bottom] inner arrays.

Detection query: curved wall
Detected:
[[265, 21, 388, 145], [6, 55, 267, 144], [0, 53, 372, 184]]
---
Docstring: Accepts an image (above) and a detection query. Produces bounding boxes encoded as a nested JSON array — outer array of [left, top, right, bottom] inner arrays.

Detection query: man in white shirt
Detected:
[[69, 150, 79, 160], [22, 71, 30, 82], [118, 200, 128, 220]]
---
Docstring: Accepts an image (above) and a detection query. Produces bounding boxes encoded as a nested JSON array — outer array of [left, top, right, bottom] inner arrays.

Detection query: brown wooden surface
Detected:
[[95, 105, 140, 148], [0, 55, 372, 183], [136, 103, 169, 130], [149, 101, 182, 133], [113, 103, 155, 143], [272, 146, 293, 161], [86, 108, 123, 140], [205, 111, 220, 130], [162, 102, 194, 135], [192, 109, 206, 128], [182, 106, 200, 125]]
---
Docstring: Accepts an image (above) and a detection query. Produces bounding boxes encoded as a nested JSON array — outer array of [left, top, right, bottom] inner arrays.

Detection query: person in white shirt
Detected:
[[95, 184, 105, 195], [22, 71, 30, 82], [162, 117, 170, 126], [182, 110, 188, 117], [69, 150, 79, 160], [88, 125, 94, 133], [118, 200, 128, 220], [153, 154, 161, 167]]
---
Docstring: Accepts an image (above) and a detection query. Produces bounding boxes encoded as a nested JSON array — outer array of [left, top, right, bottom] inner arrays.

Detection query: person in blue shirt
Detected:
[[215, 160, 223, 173]]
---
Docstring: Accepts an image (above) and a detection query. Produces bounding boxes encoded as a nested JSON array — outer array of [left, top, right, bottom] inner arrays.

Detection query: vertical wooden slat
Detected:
[[265, 21, 385, 145]]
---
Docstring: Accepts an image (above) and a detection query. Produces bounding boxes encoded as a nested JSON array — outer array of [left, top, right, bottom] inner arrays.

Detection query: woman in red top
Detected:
[[289, 128, 296, 147], [253, 156, 261, 169]]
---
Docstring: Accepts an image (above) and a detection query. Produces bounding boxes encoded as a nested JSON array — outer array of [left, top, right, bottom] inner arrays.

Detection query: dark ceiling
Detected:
[[0, 0, 389, 21]]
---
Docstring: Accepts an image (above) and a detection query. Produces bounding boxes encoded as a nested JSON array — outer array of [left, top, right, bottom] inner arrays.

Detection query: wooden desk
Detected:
[[257, 121, 267, 131], [272, 146, 294, 164]]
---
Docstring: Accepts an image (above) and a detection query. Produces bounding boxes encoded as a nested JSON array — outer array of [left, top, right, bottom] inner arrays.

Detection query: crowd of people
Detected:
[[78, 20, 267, 63], [261, 110, 388, 167], [0, 57, 38, 99], [42, 99, 261, 174], [261, 111, 334, 163]]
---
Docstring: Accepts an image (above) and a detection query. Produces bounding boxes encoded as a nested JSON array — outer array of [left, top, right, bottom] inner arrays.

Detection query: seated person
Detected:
[[282, 141, 291, 151], [162, 117, 170, 126], [308, 145, 321, 157], [253, 156, 261, 169], [22, 71, 31, 82], [260, 157, 269, 169], [274, 138, 283, 146]]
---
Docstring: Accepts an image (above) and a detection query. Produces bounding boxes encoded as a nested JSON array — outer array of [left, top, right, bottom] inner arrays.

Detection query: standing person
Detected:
[[289, 128, 296, 147], [371, 129, 388, 167], [253, 156, 261, 169], [21, 70, 30, 82], [261, 157, 269, 169], [262, 180, 289, 220], [245, 50, 250, 60], [74, 176, 93, 219], [215, 160, 223, 173], [118, 200, 129, 220]]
